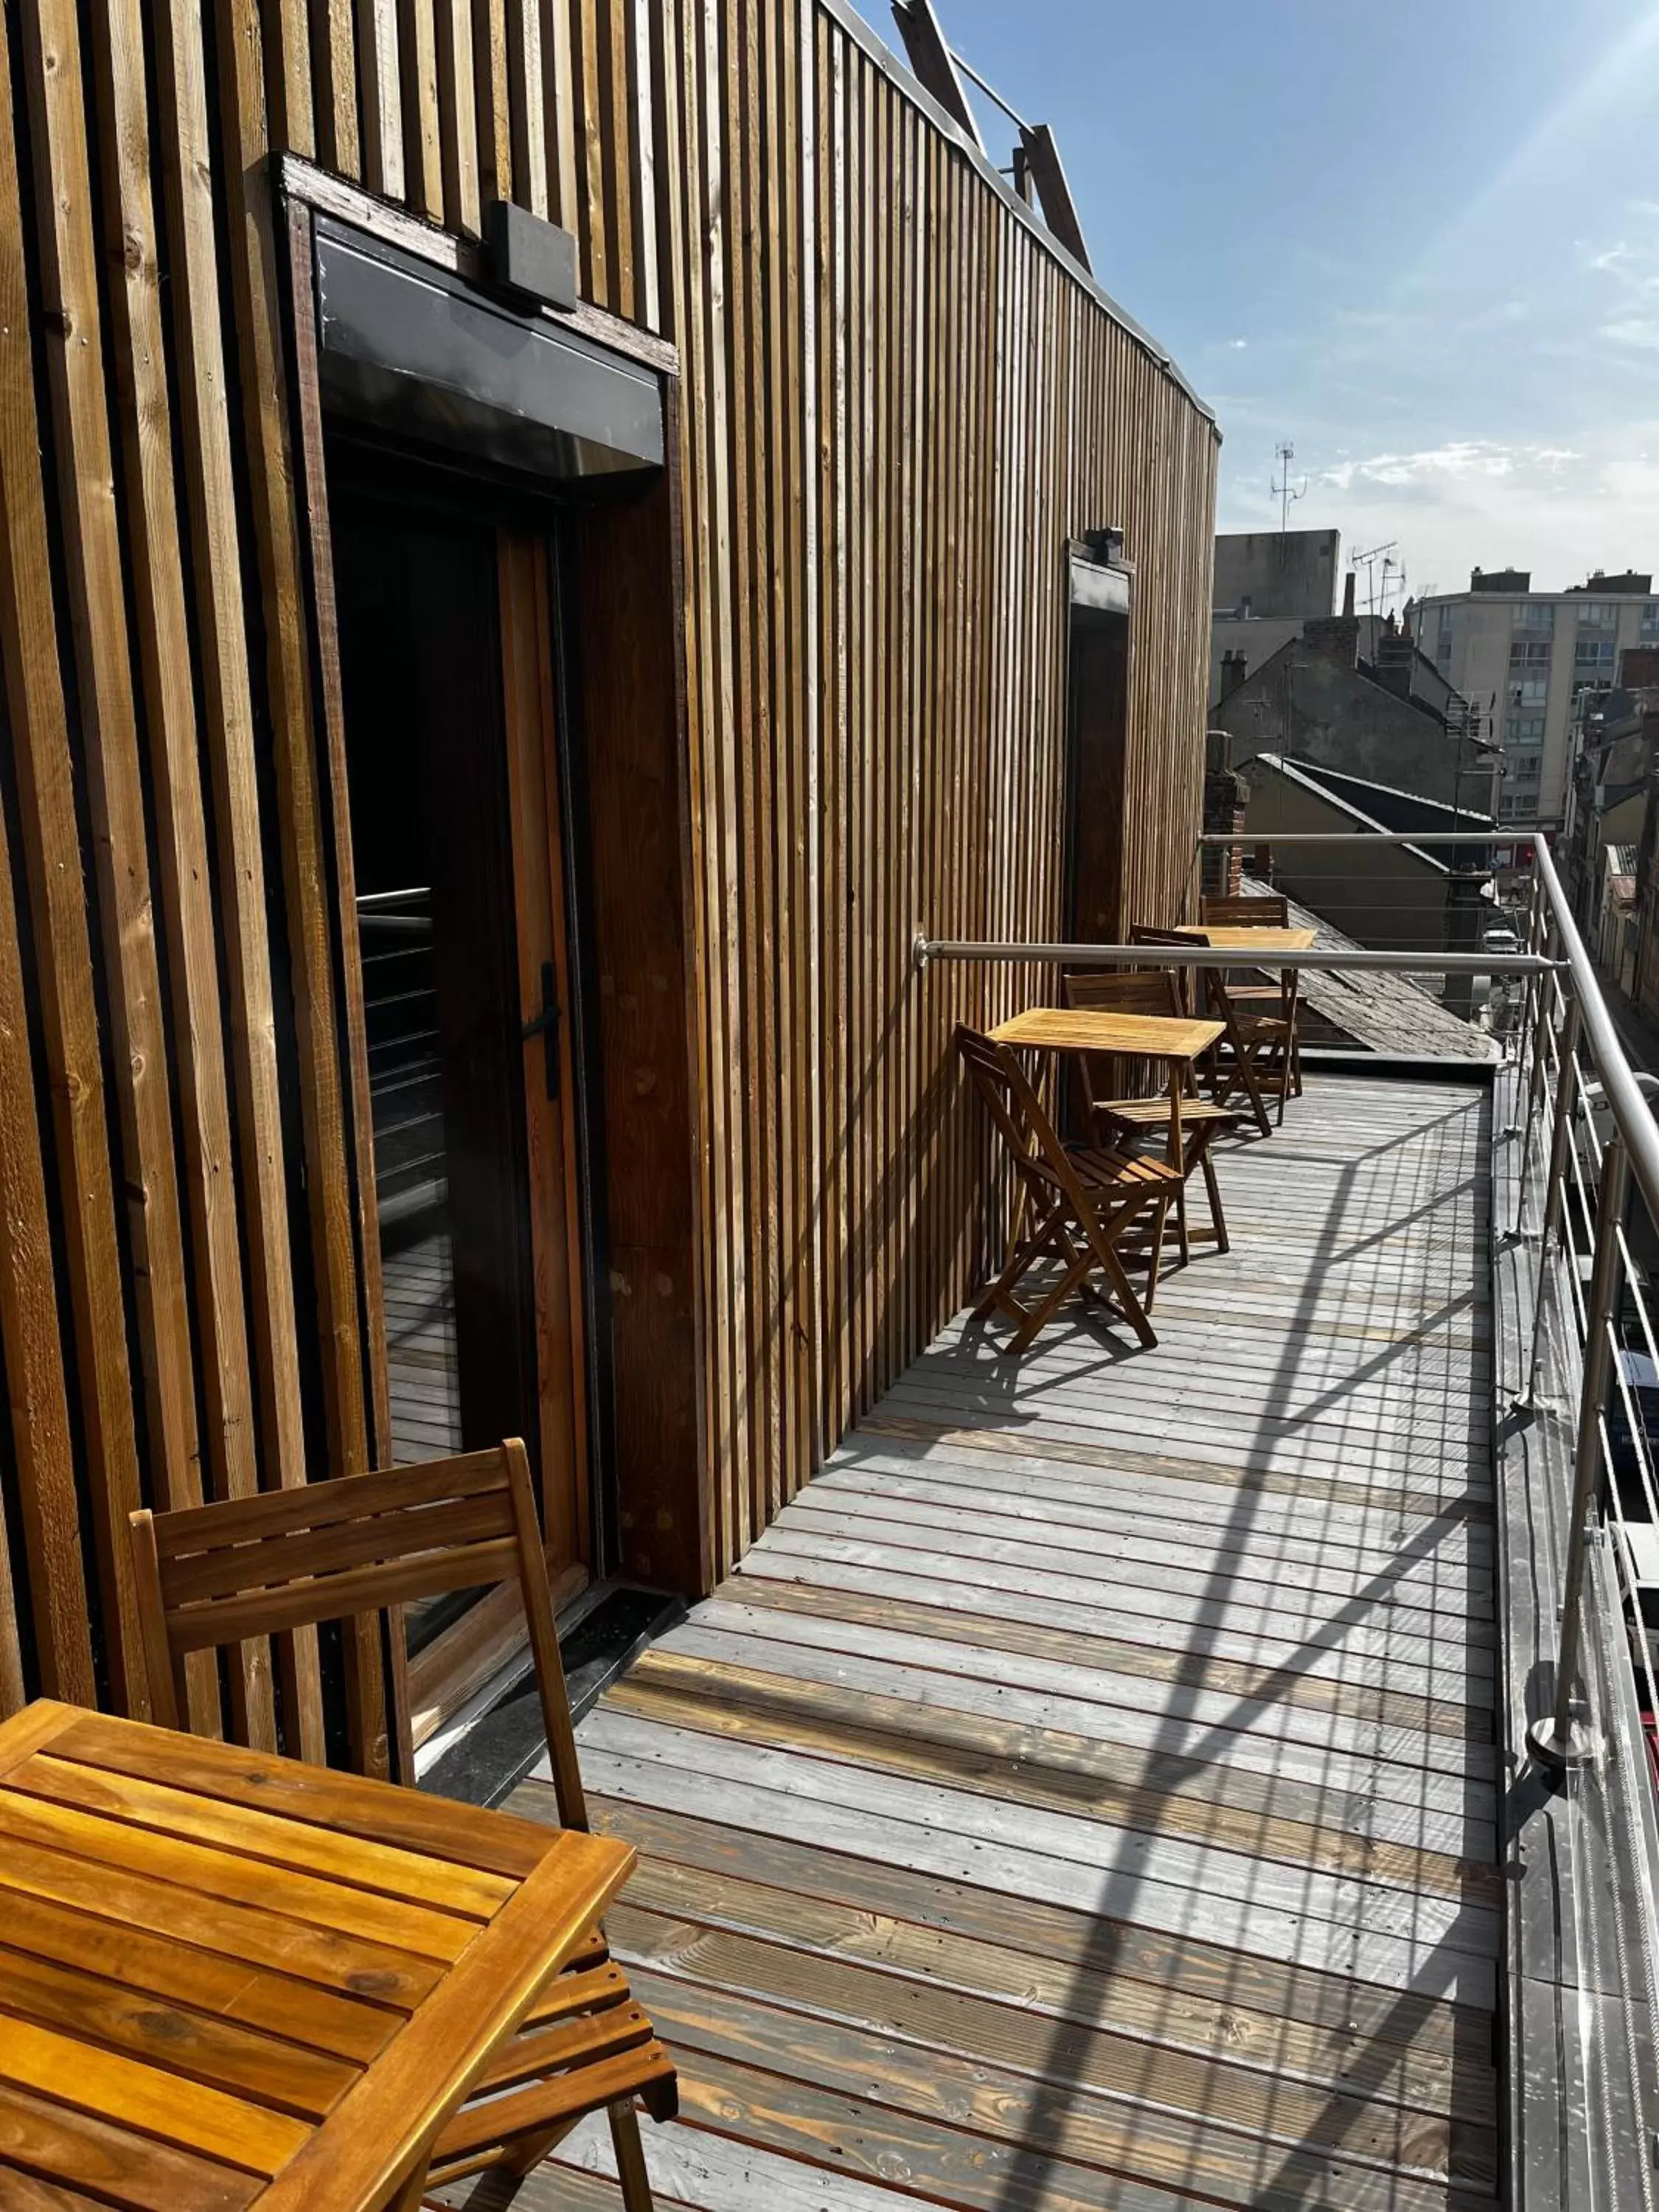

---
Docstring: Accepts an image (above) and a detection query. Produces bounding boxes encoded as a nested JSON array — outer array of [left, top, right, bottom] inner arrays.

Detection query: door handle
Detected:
[[521, 960, 561, 1102]]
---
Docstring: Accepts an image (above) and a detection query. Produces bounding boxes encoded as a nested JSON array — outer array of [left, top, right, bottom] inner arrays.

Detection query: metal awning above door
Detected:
[[1068, 551, 1132, 615], [313, 215, 664, 481]]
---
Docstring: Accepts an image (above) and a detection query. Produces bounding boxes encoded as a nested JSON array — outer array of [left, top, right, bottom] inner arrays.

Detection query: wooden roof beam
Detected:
[[889, 0, 986, 155], [1018, 122, 1093, 274]]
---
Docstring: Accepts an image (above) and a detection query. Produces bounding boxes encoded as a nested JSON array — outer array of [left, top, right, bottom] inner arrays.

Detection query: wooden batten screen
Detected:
[[0, 0, 1217, 1719]]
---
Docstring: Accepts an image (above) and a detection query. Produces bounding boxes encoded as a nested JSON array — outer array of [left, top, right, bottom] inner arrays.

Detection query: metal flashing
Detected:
[[313, 215, 664, 480]]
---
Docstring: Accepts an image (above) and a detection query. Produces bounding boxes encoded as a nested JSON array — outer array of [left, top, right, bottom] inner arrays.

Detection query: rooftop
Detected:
[[1239, 874, 1499, 1061], [1420, 570, 1657, 605]]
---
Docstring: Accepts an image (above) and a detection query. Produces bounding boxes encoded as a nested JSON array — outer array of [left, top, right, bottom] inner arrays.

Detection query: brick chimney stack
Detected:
[[1301, 615, 1360, 668], [1341, 571, 1356, 618], [1202, 734, 1246, 898], [1217, 647, 1248, 703]]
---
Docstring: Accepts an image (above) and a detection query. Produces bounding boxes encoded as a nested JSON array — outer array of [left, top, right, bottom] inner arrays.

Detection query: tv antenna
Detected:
[[1271, 442, 1307, 531], [1352, 540, 1402, 622]]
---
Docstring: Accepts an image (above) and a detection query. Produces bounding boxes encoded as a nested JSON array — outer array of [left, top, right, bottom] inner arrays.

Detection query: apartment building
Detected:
[[1413, 567, 1658, 826]]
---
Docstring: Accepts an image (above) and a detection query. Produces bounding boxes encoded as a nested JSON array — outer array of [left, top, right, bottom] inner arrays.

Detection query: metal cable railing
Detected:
[[1511, 834, 1659, 2208]]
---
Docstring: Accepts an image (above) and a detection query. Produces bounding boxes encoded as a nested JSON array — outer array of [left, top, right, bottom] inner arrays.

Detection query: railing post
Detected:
[[1515, 874, 1547, 1075], [1525, 995, 1582, 1405], [1530, 1131, 1630, 1773], [1517, 917, 1560, 1150]]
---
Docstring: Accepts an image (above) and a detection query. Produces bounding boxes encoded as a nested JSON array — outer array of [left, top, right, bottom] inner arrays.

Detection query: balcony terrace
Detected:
[[476, 1073, 1502, 2211]]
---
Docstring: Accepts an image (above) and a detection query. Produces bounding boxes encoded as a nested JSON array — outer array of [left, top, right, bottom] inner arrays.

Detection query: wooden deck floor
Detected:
[[383, 1224, 462, 1463], [502, 1076, 1500, 2211]]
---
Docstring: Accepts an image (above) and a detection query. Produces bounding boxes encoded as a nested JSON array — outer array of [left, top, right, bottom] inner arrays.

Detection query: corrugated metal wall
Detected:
[[0, 0, 1217, 1720]]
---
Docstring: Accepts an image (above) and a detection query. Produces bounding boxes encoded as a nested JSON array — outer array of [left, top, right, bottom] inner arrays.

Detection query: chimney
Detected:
[[1217, 648, 1248, 702], [1202, 751, 1247, 898], [1300, 615, 1360, 669], [1371, 618, 1415, 699], [1341, 571, 1356, 618]]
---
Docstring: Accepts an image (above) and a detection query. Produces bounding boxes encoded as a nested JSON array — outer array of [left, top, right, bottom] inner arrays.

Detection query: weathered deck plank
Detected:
[[498, 1077, 1502, 2208]]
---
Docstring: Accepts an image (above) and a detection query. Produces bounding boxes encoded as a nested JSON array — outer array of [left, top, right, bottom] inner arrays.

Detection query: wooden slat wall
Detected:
[[0, 0, 1216, 1711]]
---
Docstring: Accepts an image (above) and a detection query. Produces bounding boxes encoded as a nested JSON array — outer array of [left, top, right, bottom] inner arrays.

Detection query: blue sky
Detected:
[[874, 1, 1659, 599]]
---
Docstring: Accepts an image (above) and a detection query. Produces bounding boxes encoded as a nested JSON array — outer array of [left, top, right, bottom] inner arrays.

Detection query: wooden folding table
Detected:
[[989, 1004, 1227, 1281], [1175, 922, 1317, 1121], [990, 1005, 1225, 1170], [0, 1699, 635, 2211]]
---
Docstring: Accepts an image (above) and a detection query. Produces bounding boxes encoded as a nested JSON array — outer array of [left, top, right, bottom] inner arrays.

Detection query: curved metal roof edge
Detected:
[[1253, 752, 1456, 877], [821, 0, 1220, 437]]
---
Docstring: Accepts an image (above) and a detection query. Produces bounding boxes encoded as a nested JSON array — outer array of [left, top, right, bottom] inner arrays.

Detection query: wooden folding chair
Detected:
[[955, 1023, 1180, 1351], [1131, 926, 1289, 1136], [1062, 968, 1236, 1259], [129, 1444, 675, 2206], [1199, 894, 1300, 1067], [1200, 892, 1289, 928]]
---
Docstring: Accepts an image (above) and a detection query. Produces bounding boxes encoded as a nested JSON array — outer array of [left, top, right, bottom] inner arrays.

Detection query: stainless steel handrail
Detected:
[[1534, 834, 1659, 1231], [1197, 828, 1546, 846], [916, 939, 1557, 973]]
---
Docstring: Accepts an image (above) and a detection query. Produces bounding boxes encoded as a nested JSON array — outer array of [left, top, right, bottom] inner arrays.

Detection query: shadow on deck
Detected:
[[498, 1075, 1502, 2211]]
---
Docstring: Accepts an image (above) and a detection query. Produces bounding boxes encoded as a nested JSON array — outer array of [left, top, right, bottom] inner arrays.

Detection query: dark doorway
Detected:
[[1063, 546, 1133, 942], [331, 473, 589, 1662]]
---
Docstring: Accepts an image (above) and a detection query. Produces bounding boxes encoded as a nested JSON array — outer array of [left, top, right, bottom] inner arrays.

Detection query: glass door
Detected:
[[331, 477, 588, 1681]]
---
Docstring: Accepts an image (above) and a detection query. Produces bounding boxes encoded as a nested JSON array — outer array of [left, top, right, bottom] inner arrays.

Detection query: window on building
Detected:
[[1574, 639, 1616, 677], [1510, 674, 1549, 709], [1512, 602, 1554, 636], [1500, 793, 1535, 821], [1641, 602, 1659, 642], [1576, 599, 1617, 630], [1504, 713, 1545, 745], [1435, 619, 1453, 668], [1509, 639, 1551, 667]]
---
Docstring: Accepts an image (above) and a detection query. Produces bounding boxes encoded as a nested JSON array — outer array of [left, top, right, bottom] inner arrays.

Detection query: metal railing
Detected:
[[921, 825, 1659, 2202], [1517, 838, 1659, 1767], [1501, 832, 1659, 2208]]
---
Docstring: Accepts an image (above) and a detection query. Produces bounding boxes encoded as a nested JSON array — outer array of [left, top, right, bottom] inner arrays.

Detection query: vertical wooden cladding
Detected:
[[0, 0, 331, 1725], [0, 0, 1214, 1719], [655, 0, 1216, 1582]]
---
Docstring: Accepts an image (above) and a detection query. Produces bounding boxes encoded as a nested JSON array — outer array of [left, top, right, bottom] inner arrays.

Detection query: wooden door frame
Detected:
[[1062, 535, 1136, 943], [285, 315, 597, 1740], [498, 527, 590, 1576], [279, 172, 710, 1747]]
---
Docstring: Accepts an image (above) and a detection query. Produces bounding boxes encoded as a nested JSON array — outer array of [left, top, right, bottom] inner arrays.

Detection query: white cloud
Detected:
[[1228, 336, 1248, 349], [1585, 241, 1634, 276], [1216, 168, 1659, 593], [1581, 206, 1659, 349], [1315, 440, 1582, 493], [1217, 423, 1658, 596]]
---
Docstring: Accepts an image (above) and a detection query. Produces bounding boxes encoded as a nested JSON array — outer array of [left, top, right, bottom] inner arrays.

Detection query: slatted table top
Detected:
[[990, 1006, 1223, 1059], [1172, 924, 1318, 950], [0, 1699, 632, 2211]]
